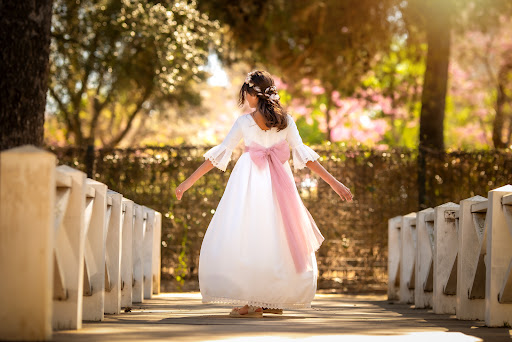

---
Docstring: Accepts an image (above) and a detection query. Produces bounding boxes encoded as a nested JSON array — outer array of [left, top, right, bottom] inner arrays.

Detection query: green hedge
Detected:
[[49, 144, 512, 292]]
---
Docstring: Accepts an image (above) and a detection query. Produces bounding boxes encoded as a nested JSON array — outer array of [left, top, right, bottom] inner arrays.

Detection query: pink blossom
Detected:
[[311, 85, 325, 95], [274, 77, 288, 90], [331, 90, 341, 102], [293, 105, 309, 116]]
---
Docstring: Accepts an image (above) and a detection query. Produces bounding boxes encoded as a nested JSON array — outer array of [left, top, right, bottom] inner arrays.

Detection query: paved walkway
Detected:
[[53, 293, 511, 341]]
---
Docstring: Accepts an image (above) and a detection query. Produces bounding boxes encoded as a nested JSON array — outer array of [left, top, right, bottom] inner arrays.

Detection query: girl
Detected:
[[175, 70, 352, 317]]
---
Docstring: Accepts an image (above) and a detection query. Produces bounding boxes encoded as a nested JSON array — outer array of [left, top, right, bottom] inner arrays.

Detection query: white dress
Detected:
[[198, 113, 322, 309]]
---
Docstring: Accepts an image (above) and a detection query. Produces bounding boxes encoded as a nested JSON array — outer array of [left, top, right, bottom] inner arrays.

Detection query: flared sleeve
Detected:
[[286, 115, 320, 171], [203, 117, 243, 172]]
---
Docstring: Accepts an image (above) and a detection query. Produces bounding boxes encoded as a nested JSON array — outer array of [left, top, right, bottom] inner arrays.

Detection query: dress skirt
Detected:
[[198, 152, 318, 309]]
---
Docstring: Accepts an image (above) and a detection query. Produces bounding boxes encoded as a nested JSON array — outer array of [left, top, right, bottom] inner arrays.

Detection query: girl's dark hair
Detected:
[[238, 70, 288, 131]]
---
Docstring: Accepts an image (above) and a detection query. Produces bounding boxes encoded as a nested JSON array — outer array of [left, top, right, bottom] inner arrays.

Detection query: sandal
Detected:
[[229, 305, 263, 318], [262, 307, 283, 314]]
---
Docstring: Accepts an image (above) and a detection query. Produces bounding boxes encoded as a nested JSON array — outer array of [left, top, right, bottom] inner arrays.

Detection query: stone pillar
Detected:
[[153, 212, 162, 295], [104, 190, 123, 314], [120, 199, 134, 308], [456, 195, 487, 321], [143, 207, 155, 299], [400, 213, 417, 304], [132, 204, 144, 303], [486, 185, 512, 327], [0, 146, 55, 341], [388, 216, 402, 301], [82, 179, 107, 321], [433, 202, 459, 314], [53, 165, 87, 330], [415, 208, 434, 309]]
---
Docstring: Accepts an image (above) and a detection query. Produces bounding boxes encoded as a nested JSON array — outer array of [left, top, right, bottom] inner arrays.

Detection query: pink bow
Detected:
[[245, 140, 324, 273]]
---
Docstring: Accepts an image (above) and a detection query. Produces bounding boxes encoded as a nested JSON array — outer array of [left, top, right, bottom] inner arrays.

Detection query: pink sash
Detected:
[[244, 140, 325, 273]]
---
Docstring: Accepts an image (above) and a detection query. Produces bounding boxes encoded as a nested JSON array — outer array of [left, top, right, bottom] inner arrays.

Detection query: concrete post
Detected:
[[433, 202, 460, 314], [53, 165, 87, 330], [486, 185, 512, 327], [415, 208, 434, 309], [143, 207, 155, 299], [388, 216, 402, 301], [132, 204, 144, 303], [456, 195, 487, 321], [82, 179, 107, 321], [0, 146, 55, 341], [400, 213, 417, 304], [120, 199, 134, 308], [104, 190, 123, 314], [153, 212, 162, 295]]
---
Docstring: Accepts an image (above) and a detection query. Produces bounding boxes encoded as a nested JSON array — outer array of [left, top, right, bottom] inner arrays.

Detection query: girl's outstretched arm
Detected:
[[176, 116, 243, 200], [306, 160, 353, 202], [175, 159, 215, 200], [285, 115, 352, 202]]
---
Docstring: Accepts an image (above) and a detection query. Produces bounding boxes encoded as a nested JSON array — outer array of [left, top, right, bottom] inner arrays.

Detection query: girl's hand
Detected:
[[331, 180, 353, 202], [175, 181, 191, 200]]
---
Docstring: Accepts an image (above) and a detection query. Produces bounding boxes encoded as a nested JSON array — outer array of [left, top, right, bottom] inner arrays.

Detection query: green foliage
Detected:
[[175, 219, 189, 290], [198, 0, 512, 149], [361, 38, 426, 148], [280, 88, 327, 144], [201, 1, 398, 90], [296, 116, 325, 145], [48, 0, 220, 146]]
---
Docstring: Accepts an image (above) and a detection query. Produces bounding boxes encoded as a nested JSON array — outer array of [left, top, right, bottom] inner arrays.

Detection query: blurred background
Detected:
[[45, 0, 512, 150], [39, 0, 512, 292]]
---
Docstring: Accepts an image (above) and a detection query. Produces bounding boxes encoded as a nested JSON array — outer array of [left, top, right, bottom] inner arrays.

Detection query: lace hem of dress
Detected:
[[203, 144, 233, 172], [205, 155, 226, 172], [292, 143, 320, 170], [201, 295, 312, 310]]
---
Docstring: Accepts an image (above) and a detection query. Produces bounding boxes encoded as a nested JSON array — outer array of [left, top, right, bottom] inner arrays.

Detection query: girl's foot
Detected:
[[229, 305, 263, 317]]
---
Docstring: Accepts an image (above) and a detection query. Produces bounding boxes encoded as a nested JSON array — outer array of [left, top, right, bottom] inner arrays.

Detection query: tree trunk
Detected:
[[419, 5, 451, 151], [492, 61, 512, 149], [0, 1, 54, 151], [493, 82, 507, 149], [417, 1, 451, 209]]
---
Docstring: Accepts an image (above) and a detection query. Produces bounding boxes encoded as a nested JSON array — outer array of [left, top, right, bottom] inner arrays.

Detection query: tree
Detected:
[[198, 0, 400, 141], [465, 4, 512, 149], [410, 1, 453, 152], [445, 18, 512, 149], [493, 54, 512, 148], [401, 0, 454, 209], [0, 1, 53, 151], [400, 0, 512, 207], [48, 0, 220, 147]]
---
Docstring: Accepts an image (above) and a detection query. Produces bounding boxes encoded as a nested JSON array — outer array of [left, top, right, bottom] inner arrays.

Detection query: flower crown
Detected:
[[244, 72, 280, 103]]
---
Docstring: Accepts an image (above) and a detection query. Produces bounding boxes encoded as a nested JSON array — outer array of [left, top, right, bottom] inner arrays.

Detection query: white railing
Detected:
[[389, 185, 512, 327], [0, 146, 162, 340], [387, 216, 402, 301], [415, 207, 434, 309], [432, 201, 459, 315], [457, 195, 487, 320], [399, 212, 416, 305]]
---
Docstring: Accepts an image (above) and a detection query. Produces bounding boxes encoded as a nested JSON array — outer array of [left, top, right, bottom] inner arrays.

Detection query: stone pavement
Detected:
[[53, 293, 512, 341]]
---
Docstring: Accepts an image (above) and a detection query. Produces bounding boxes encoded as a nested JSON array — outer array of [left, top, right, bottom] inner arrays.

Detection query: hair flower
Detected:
[[265, 86, 277, 94], [245, 72, 255, 87], [269, 93, 280, 102]]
